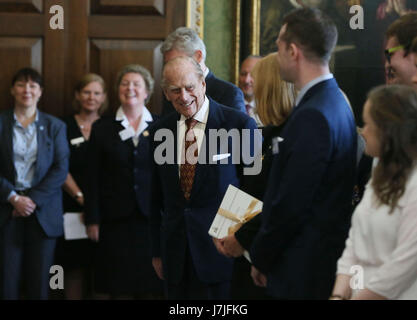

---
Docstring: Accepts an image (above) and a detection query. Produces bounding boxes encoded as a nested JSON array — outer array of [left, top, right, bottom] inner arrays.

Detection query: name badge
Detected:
[[272, 137, 284, 155], [70, 136, 85, 146], [119, 128, 135, 141]]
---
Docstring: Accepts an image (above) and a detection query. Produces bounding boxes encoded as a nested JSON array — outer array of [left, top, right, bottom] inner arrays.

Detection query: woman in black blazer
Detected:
[[214, 53, 297, 299], [0, 67, 69, 299], [84, 65, 162, 299], [54, 73, 108, 299]]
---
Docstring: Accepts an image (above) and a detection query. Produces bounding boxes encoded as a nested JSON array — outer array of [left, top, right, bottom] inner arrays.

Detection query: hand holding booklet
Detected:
[[209, 185, 263, 262]]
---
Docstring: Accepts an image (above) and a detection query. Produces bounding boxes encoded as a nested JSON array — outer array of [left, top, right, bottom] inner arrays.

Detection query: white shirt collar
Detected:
[[13, 110, 39, 124], [115, 105, 153, 135], [295, 73, 334, 107], [244, 99, 256, 109], [180, 95, 209, 124], [204, 67, 210, 78]]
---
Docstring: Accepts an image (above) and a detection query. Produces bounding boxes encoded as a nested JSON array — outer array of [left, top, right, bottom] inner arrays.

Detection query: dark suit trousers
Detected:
[[0, 214, 56, 300], [165, 245, 230, 300]]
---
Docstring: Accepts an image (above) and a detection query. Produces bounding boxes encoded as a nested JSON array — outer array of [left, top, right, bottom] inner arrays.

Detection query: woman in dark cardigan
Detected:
[[84, 65, 162, 299], [214, 53, 297, 299]]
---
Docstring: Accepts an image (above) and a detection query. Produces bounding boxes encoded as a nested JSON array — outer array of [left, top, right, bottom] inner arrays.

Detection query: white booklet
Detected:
[[64, 212, 88, 240], [209, 185, 263, 262]]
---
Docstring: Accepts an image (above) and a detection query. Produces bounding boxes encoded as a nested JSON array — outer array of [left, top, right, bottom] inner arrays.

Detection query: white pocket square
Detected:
[[213, 153, 231, 161]]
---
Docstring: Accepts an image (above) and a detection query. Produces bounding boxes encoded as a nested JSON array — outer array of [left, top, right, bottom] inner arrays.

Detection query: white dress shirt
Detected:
[[244, 99, 263, 127], [295, 73, 334, 107], [177, 96, 209, 174], [115, 105, 153, 147], [337, 164, 417, 299]]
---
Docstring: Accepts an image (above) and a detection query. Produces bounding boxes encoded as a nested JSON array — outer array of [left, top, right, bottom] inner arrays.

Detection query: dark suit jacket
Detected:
[[150, 98, 257, 284], [0, 109, 69, 237], [162, 71, 246, 115], [84, 114, 158, 225], [250, 78, 357, 299]]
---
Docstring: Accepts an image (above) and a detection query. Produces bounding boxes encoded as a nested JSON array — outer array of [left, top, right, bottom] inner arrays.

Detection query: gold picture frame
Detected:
[[186, 0, 204, 39]]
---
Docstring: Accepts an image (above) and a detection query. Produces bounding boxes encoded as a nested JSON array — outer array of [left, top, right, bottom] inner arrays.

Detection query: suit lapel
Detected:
[[162, 113, 182, 195], [33, 111, 47, 185]]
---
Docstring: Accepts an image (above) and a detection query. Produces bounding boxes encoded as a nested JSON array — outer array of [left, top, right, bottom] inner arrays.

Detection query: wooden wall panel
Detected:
[[0, 37, 42, 111], [92, 0, 164, 15], [90, 39, 163, 114], [0, 0, 43, 13], [0, 0, 186, 117]]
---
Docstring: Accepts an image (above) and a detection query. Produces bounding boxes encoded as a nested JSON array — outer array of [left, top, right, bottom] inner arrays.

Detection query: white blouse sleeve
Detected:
[[367, 185, 417, 299], [336, 225, 358, 276]]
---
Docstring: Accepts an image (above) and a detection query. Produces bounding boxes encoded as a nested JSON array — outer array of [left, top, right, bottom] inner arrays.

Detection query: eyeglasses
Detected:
[[384, 45, 404, 63]]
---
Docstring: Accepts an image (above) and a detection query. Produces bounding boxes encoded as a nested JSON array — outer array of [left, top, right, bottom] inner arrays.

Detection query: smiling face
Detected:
[[11, 78, 42, 109], [385, 36, 417, 88], [118, 72, 148, 109], [239, 57, 261, 101], [163, 59, 206, 118], [76, 81, 106, 114]]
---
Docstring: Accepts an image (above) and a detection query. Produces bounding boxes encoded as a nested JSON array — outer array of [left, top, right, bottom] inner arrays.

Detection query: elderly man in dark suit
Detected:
[[250, 8, 357, 299], [160, 27, 246, 115], [149, 56, 258, 299]]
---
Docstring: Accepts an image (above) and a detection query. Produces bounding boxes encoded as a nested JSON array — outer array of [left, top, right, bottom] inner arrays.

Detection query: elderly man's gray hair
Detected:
[[160, 27, 207, 62]]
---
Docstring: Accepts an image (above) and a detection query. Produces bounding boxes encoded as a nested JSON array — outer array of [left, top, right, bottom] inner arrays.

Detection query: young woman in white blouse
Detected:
[[331, 84, 417, 300]]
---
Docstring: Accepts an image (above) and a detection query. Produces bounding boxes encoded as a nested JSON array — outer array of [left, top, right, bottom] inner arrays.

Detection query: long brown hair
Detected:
[[368, 85, 417, 212], [252, 52, 296, 126]]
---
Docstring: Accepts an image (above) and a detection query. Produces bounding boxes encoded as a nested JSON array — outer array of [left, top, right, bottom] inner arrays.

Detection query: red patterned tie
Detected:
[[245, 104, 251, 115], [180, 118, 199, 200]]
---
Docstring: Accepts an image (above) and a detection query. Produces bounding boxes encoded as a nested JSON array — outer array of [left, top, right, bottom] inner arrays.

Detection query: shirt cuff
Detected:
[[7, 191, 17, 202]]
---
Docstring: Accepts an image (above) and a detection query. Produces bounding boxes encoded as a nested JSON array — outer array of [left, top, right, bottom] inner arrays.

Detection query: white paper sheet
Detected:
[[64, 213, 88, 240]]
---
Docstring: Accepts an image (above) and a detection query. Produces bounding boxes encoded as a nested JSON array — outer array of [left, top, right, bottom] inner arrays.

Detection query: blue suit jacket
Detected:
[[0, 109, 69, 237], [250, 78, 357, 299], [150, 98, 257, 284], [162, 71, 246, 115]]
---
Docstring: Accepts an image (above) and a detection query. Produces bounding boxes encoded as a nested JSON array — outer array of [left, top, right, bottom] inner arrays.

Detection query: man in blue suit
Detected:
[[250, 8, 357, 299], [149, 56, 257, 299], [160, 27, 246, 115]]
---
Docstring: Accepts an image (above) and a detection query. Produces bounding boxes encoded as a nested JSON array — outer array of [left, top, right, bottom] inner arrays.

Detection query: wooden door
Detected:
[[0, 0, 186, 116]]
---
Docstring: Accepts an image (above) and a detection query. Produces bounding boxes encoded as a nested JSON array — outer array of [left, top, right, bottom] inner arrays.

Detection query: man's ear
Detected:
[[289, 43, 299, 60], [193, 50, 203, 64]]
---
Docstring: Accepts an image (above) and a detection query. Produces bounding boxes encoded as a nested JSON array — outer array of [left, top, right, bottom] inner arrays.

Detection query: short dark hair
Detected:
[[11, 67, 43, 88], [386, 12, 417, 56], [281, 8, 338, 64]]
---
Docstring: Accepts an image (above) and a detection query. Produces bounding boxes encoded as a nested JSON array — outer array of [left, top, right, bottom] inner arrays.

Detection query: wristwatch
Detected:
[[74, 191, 83, 200]]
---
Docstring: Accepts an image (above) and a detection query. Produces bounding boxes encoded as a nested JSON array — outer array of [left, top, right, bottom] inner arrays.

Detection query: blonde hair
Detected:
[[73, 73, 108, 115], [252, 53, 296, 126]]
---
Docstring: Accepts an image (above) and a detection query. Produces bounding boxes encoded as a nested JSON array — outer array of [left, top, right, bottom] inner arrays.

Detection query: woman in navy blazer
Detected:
[[0, 67, 69, 299], [84, 64, 162, 299]]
